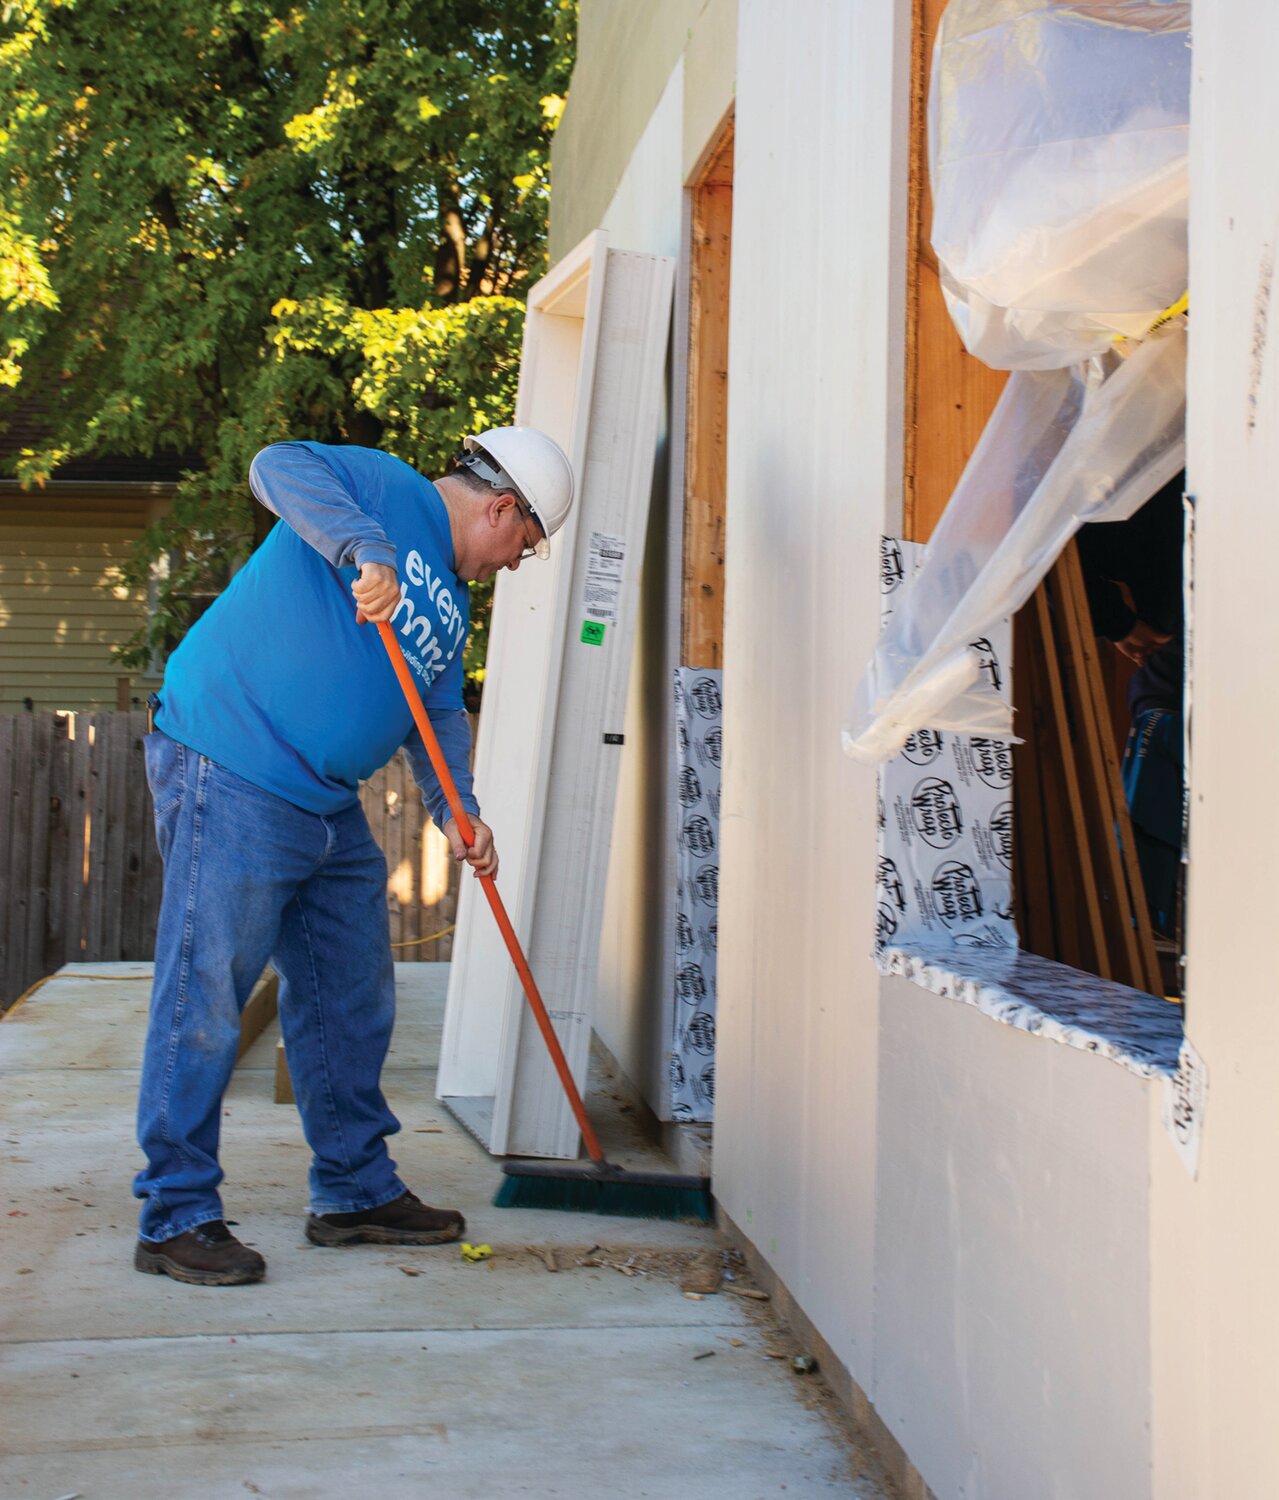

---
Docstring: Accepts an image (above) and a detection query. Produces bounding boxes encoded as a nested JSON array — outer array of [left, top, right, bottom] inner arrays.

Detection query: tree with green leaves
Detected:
[[0, 0, 575, 674]]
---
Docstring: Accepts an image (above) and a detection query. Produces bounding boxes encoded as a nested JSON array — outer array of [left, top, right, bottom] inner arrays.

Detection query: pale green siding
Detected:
[[0, 493, 154, 711], [551, 0, 705, 260], [680, 0, 736, 182]]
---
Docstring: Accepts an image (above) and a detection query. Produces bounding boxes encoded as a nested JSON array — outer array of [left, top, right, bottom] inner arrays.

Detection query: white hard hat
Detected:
[[461, 426, 574, 559]]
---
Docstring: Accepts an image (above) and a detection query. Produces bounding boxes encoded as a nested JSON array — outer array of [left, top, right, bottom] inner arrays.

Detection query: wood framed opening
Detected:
[[901, 0, 1183, 997], [662, 114, 734, 1127], [683, 116, 733, 669], [902, 0, 1007, 546]]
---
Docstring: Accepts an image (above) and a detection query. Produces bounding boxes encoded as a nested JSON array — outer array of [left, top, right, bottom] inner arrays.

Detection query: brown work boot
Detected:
[[306, 1189, 465, 1247], [134, 1220, 266, 1286]]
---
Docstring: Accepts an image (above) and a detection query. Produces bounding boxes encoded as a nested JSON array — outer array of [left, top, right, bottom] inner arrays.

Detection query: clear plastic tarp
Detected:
[[843, 0, 1191, 765], [843, 323, 1186, 764], [931, 0, 1192, 371]]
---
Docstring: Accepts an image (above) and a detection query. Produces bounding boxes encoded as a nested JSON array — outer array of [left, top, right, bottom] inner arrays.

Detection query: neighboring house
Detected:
[[0, 398, 180, 712], [537, 4, 1278, 1499]]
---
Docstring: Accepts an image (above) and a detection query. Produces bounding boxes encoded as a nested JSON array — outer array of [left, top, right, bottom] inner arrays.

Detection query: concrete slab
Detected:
[[0, 968, 153, 1071], [3, 1326, 876, 1498], [1, 962, 892, 1497]]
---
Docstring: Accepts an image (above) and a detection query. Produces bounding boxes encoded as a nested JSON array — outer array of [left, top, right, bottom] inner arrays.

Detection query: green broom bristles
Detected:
[[494, 1170, 714, 1223]]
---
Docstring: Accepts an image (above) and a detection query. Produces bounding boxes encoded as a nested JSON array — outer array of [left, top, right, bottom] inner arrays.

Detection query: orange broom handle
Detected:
[[375, 621, 605, 1165]]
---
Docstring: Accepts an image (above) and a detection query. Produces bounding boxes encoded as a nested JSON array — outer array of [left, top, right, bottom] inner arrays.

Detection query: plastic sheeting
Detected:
[[843, 322, 1186, 764], [931, 0, 1191, 371], [844, 1, 1191, 765]]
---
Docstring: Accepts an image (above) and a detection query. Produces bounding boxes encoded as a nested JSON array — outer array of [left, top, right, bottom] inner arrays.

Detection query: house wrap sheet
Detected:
[[671, 667, 722, 1122], [876, 538, 1018, 954]]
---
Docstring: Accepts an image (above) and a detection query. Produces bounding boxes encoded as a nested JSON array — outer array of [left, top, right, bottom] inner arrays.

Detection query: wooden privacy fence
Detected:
[[358, 741, 465, 965], [0, 711, 464, 1011], [0, 711, 160, 1012]]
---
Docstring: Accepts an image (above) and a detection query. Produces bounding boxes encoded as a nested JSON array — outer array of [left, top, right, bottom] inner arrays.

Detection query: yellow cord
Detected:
[[5, 922, 456, 1017], [391, 923, 457, 951], [3, 970, 151, 1019], [1145, 290, 1189, 335], [1116, 291, 1189, 344]]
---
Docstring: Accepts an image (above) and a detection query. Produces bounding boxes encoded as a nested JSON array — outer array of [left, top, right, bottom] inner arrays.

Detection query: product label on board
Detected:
[[583, 530, 626, 625]]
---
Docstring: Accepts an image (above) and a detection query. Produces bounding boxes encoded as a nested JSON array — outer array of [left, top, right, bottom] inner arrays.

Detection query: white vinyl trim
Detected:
[[438, 231, 675, 1157]]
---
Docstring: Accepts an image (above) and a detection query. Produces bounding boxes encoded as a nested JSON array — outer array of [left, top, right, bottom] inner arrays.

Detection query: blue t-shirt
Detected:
[[156, 443, 476, 818]]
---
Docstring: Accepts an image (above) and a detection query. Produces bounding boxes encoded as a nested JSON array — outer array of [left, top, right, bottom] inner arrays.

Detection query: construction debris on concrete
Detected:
[[1, 963, 897, 1499]]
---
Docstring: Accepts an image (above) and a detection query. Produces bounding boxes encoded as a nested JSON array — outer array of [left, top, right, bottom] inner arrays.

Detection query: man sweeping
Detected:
[[133, 428, 573, 1285]]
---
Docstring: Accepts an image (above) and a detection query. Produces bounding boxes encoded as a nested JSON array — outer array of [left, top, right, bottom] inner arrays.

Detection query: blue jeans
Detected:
[[134, 731, 404, 1241]]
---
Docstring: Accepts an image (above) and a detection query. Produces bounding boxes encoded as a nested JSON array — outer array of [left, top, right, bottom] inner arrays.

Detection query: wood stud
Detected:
[[903, 0, 1008, 544], [1012, 549, 1165, 995], [683, 118, 733, 669]]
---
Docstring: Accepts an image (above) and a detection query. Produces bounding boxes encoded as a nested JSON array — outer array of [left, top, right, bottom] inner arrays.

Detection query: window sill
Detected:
[[877, 943, 1183, 1080]]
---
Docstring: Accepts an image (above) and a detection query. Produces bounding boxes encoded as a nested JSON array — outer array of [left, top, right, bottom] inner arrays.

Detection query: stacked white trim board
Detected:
[[437, 230, 675, 1159]]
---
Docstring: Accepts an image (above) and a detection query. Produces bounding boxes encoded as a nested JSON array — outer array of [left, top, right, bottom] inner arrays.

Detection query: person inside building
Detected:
[[133, 427, 573, 1286], [1076, 468, 1186, 944]]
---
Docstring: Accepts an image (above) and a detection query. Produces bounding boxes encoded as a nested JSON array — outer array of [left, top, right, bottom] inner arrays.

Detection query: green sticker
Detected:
[[581, 620, 606, 646]]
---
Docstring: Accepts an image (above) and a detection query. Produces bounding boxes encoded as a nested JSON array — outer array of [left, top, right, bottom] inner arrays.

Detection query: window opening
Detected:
[[670, 114, 733, 1125], [865, 0, 1190, 998]]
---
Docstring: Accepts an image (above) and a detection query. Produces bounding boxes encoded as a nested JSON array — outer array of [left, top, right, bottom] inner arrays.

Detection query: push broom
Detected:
[[377, 621, 713, 1222]]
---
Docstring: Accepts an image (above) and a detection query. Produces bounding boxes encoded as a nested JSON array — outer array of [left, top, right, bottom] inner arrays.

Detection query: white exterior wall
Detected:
[[876, 980, 1151, 1499], [718, 4, 1161, 1496], [591, 2, 737, 1109], [552, 2, 1279, 1495], [1151, 6, 1279, 1495], [715, 0, 909, 1387]]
